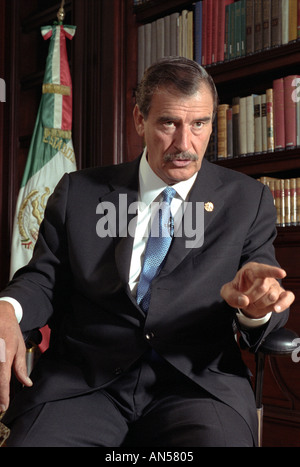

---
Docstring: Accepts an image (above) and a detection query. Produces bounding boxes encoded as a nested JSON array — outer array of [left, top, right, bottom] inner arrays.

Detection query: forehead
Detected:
[[149, 85, 214, 118]]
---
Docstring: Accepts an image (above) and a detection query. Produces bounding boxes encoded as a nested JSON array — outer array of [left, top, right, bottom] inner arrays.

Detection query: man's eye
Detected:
[[164, 121, 175, 127], [194, 122, 204, 128]]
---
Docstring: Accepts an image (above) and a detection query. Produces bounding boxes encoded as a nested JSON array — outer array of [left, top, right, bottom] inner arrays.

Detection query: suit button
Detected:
[[114, 367, 123, 375], [145, 332, 155, 340]]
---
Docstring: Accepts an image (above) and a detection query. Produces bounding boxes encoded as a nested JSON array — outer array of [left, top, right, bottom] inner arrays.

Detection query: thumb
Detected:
[[13, 341, 33, 388], [220, 282, 250, 309]]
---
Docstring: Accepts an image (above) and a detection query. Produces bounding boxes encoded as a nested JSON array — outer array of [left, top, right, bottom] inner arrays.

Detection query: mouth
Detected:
[[170, 159, 193, 168]]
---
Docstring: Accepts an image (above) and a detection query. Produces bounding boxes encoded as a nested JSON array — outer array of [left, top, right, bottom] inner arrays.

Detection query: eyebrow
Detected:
[[157, 115, 212, 124]]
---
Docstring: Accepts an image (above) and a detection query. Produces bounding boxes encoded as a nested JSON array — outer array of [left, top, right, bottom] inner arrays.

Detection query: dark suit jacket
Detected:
[[1, 156, 289, 440]]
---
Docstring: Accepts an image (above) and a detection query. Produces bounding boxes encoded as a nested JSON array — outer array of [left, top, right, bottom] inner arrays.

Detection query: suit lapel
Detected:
[[162, 159, 225, 275], [97, 157, 140, 287]]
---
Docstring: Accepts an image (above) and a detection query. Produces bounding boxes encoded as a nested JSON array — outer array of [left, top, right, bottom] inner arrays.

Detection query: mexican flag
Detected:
[[9, 24, 77, 351]]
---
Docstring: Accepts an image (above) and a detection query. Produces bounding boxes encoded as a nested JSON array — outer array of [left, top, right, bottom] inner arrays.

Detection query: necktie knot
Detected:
[[162, 186, 176, 205]]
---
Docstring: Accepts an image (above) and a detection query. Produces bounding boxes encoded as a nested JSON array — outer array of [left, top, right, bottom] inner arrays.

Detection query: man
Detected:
[[0, 57, 295, 446]]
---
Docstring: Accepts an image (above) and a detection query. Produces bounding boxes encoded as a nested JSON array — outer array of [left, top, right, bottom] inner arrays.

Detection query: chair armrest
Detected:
[[259, 328, 299, 356]]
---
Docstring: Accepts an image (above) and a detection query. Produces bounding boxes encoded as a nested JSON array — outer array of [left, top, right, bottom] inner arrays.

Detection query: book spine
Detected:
[[239, 96, 248, 156], [206, 0, 213, 65], [246, 94, 255, 154], [284, 75, 297, 149], [291, 178, 297, 225], [284, 178, 291, 226], [254, 94, 262, 153], [232, 97, 241, 157], [261, 93, 267, 152], [235, 0, 242, 58], [282, 0, 289, 45], [289, 0, 298, 42], [273, 77, 286, 150], [212, 0, 219, 63], [202, 0, 208, 65], [227, 107, 233, 158], [262, 0, 271, 49], [240, 0, 246, 56], [254, 0, 263, 52], [297, 178, 300, 225], [217, 104, 230, 159], [266, 88, 274, 152], [298, 0, 300, 38], [246, 0, 255, 54], [271, 0, 282, 47], [194, 2, 203, 64]]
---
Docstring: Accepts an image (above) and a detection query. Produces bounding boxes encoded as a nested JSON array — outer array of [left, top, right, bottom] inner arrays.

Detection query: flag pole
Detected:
[[57, 0, 65, 24]]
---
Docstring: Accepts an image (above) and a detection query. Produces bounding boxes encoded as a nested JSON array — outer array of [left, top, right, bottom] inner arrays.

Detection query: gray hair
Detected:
[[135, 57, 218, 120]]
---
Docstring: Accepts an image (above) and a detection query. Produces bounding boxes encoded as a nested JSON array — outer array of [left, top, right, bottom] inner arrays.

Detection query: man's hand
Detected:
[[0, 302, 32, 413], [220, 262, 295, 319]]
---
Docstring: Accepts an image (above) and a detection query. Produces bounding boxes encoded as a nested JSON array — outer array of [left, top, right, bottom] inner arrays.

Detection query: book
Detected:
[[284, 75, 298, 149], [261, 93, 267, 152], [254, 94, 263, 153], [194, 1, 203, 64], [254, 0, 263, 52], [246, 94, 255, 154], [290, 178, 297, 225], [217, 0, 234, 62], [266, 88, 275, 152], [289, 0, 298, 42], [262, 0, 271, 49], [240, 0, 246, 56], [239, 96, 248, 156], [227, 107, 233, 158], [273, 77, 285, 150], [232, 97, 241, 157], [282, 0, 289, 45], [217, 104, 230, 159], [212, 0, 219, 63], [246, 0, 255, 54], [170, 12, 180, 56], [271, 0, 282, 47]]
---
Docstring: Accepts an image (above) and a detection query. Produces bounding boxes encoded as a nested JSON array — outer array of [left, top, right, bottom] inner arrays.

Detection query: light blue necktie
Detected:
[[136, 186, 176, 312]]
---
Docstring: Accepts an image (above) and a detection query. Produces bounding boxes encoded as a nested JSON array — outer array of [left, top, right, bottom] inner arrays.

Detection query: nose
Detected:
[[174, 125, 191, 153]]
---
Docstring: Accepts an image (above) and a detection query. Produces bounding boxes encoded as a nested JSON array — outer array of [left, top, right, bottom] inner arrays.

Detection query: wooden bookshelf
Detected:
[[127, 0, 300, 447]]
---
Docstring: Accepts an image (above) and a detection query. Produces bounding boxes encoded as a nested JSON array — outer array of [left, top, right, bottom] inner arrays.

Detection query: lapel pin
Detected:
[[204, 202, 214, 212]]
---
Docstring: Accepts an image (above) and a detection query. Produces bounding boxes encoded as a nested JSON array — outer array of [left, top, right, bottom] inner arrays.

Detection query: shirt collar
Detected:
[[138, 147, 198, 209]]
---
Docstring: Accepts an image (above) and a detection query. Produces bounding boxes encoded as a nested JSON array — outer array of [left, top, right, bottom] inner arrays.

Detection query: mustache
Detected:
[[163, 151, 199, 162]]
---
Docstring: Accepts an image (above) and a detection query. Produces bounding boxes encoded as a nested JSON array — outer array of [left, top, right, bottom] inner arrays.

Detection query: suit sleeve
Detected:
[[0, 174, 71, 334], [236, 184, 289, 350]]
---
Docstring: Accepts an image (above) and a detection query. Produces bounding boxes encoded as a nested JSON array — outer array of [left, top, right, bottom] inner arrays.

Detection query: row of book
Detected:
[[258, 177, 300, 226], [137, 9, 194, 82], [223, 0, 300, 64], [137, 0, 300, 79], [206, 74, 300, 160]]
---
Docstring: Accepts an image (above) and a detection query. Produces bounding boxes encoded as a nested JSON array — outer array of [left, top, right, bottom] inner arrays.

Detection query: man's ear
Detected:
[[133, 105, 145, 137]]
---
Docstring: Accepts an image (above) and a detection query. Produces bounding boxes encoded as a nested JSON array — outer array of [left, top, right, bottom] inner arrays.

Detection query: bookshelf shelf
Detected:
[[215, 148, 300, 176], [207, 40, 300, 85]]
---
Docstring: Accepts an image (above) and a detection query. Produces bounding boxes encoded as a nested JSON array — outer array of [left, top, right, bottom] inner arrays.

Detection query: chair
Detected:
[[0, 327, 298, 447], [253, 327, 299, 447]]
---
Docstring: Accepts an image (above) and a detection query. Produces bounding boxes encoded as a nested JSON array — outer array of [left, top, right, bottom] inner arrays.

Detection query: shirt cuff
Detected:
[[0, 297, 23, 323], [236, 309, 272, 328]]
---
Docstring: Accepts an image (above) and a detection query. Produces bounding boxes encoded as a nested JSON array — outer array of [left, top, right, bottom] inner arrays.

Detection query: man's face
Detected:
[[134, 85, 214, 185]]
